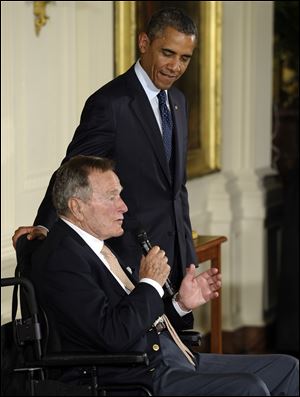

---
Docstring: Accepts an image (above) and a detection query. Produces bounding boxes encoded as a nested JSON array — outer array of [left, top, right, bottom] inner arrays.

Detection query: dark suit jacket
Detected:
[[31, 219, 194, 388], [34, 65, 197, 287]]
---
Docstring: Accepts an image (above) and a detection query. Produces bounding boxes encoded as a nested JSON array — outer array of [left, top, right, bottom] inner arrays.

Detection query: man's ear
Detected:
[[138, 32, 150, 54], [68, 197, 84, 221]]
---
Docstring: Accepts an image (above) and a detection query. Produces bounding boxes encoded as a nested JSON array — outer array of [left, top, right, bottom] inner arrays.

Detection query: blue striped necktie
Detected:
[[157, 90, 173, 162]]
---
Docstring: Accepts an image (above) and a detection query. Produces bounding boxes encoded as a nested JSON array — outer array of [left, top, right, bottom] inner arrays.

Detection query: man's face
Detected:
[[139, 26, 196, 90], [78, 170, 128, 241]]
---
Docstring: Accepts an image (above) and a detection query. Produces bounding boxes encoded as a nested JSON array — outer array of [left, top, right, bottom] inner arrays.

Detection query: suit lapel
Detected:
[[82, 244, 134, 296], [105, 243, 137, 286], [169, 90, 185, 194], [125, 70, 172, 185], [56, 219, 136, 295]]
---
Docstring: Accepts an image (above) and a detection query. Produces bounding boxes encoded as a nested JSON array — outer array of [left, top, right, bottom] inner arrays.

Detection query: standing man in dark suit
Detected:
[[31, 155, 298, 396], [13, 7, 198, 290]]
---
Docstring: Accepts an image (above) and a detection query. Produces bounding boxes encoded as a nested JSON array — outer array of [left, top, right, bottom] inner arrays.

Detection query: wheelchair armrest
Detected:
[[178, 330, 202, 346], [28, 352, 149, 368]]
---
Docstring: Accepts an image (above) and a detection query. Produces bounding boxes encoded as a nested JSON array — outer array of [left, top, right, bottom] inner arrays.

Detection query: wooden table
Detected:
[[193, 235, 227, 353]]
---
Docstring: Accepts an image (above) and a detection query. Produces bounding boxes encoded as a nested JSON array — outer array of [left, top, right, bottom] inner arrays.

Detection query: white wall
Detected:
[[1, 1, 114, 322], [1, 1, 274, 331]]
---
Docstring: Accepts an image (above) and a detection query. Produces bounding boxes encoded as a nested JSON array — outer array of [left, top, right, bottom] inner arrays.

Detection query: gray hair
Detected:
[[146, 7, 198, 41], [52, 155, 114, 216]]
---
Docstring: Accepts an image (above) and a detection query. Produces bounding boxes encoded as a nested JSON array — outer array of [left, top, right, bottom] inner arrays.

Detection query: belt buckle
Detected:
[[153, 316, 166, 334]]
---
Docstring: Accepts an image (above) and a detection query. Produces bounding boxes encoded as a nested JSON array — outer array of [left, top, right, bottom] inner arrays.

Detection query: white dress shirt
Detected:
[[134, 60, 171, 136], [60, 217, 164, 297]]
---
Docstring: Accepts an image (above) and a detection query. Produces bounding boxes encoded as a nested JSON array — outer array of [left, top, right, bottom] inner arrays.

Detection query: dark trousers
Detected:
[[152, 334, 299, 396]]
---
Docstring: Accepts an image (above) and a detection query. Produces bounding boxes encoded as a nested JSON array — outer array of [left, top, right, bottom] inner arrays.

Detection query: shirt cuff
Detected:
[[139, 278, 164, 298], [36, 225, 49, 232], [172, 293, 192, 317]]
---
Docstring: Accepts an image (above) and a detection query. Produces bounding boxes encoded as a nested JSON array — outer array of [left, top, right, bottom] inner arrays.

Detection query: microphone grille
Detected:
[[136, 229, 147, 243]]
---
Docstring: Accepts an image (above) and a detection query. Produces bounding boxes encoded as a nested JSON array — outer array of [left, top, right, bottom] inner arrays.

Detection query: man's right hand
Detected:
[[12, 226, 48, 249], [139, 246, 170, 287]]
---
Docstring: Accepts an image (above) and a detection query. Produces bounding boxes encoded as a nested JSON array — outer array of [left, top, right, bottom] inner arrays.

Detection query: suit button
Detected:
[[152, 344, 160, 351]]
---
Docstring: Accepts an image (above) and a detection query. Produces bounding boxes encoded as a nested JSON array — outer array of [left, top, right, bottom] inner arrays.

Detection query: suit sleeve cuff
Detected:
[[139, 278, 164, 298]]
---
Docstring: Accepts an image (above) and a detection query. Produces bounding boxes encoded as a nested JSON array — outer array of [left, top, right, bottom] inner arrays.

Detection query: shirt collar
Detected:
[[60, 217, 104, 255], [134, 60, 168, 103]]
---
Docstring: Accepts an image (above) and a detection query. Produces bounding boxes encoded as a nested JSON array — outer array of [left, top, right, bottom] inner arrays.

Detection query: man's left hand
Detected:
[[177, 265, 221, 311]]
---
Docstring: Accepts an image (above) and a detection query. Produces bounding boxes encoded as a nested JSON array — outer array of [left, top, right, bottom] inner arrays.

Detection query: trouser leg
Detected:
[[152, 364, 270, 395], [152, 353, 298, 396], [196, 353, 299, 396]]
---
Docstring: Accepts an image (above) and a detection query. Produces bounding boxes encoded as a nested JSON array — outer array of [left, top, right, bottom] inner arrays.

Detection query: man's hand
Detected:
[[12, 226, 48, 249], [176, 265, 222, 311], [139, 246, 170, 287]]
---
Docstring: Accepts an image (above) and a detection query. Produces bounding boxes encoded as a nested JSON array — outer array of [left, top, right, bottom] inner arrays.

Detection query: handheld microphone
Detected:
[[136, 229, 175, 297]]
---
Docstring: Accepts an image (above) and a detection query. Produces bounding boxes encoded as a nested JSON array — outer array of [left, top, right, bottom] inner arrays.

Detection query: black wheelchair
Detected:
[[1, 235, 201, 396]]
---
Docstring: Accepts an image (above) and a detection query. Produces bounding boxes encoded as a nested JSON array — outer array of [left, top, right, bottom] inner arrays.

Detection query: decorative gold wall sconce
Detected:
[[33, 1, 51, 36]]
